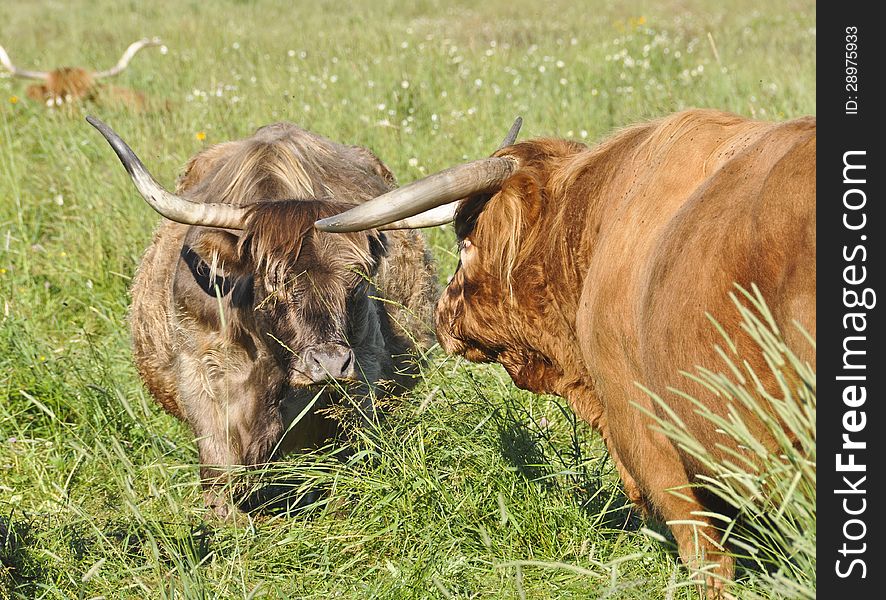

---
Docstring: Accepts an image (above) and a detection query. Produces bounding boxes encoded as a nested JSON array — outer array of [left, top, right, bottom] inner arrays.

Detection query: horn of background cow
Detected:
[[0, 45, 50, 79], [92, 37, 163, 79], [86, 116, 248, 229], [314, 156, 517, 233], [368, 116, 523, 231]]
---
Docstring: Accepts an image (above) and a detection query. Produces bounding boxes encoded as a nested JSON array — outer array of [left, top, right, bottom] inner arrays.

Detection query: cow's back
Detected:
[[575, 110, 815, 471], [374, 227, 439, 353], [639, 116, 815, 457]]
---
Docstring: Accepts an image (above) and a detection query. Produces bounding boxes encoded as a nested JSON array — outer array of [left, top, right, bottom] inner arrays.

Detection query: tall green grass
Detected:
[[2, 1, 814, 598]]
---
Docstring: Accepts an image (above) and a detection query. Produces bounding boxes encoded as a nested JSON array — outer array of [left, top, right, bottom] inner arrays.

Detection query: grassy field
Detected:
[[1, 1, 815, 598]]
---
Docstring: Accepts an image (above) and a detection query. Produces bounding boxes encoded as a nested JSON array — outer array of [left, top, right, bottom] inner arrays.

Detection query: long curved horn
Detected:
[[0, 45, 49, 79], [92, 37, 163, 79], [87, 116, 248, 229], [315, 156, 517, 233], [342, 116, 524, 231]]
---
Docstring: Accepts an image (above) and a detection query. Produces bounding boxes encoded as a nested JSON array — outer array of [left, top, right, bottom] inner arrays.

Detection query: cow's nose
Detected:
[[303, 346, 358, 382]]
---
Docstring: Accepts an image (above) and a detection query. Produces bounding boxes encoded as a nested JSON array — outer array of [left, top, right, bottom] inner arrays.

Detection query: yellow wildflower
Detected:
[[9, 96, 19, 104], [196, 131, 207, 141]]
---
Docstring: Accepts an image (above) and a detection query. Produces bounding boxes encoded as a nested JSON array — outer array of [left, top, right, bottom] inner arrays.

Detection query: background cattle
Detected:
[[316, 109, 816, 596], [1, 38, 163, 108], [88, 117, 438, 517]]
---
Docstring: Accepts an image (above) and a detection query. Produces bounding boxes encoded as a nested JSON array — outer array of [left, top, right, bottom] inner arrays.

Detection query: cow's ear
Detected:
[[456, 171, 541, 241], [498, 170, 542, 226], [190, 230, 251, 277], [349, 145, 397, 187], [181, 230, 253, 302], [26, 84, 49, 102], [469, 171, 541, 241], [455, 193, 492, 240]]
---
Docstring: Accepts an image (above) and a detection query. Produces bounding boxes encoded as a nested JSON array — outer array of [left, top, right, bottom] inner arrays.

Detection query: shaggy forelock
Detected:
[[242, 199, 379, 292], [179, 122, 391, 207]]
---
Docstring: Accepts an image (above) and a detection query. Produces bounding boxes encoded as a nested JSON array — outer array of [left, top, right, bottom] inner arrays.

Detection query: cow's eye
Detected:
[[459, 238, 475, 264]]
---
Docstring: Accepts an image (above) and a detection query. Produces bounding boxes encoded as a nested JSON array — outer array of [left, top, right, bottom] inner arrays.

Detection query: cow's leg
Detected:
[[649, 485, 733, 598], [226, 389, 340, 515], [177, 355, 283, 519], [569, 389, 648, 514], [619, 426, 733, 598], [197, 452, 241, 520], [596, 391, 730, 597], [605, 443, 647, 513], [190, 403, 252, 520], [193, 413, 284, 519]]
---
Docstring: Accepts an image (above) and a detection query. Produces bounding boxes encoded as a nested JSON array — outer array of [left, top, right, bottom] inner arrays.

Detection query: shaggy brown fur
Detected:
[[25, 68, 95, 103], [130, 122, 438, 517], [435, 109, 815, 596]]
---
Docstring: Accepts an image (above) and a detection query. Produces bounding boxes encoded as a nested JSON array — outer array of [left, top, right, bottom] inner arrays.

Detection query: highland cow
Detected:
[[2, 39, 163, 108], [88, 117, 438, 517]]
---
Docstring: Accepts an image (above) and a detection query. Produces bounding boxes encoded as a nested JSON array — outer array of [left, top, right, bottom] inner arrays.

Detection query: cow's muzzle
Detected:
[[292, 344, 358, 385]]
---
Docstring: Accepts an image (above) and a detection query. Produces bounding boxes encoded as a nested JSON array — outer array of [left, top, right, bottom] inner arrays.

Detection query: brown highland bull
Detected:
[[1, 39, 163, 108], [316, 109, 816, 596], [88, 117, 438, 518]]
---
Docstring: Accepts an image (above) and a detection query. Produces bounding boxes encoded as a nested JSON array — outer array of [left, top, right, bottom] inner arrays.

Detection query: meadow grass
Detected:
[[1, 1, 815, 598]]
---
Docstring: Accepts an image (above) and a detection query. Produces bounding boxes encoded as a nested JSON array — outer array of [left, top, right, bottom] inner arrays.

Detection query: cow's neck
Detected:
[[500, 126, 665, 395], [497, 167, 606, 399]]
